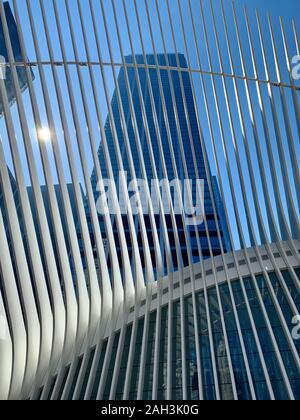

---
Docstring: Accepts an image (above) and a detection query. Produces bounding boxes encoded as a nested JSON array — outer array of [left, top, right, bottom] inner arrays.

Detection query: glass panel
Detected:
[[157, 305, 168, 400], [256, 274, 300, 399], [172, 300, 183, 399], [196, 291, 216, 400], [129, 318, 144, 399], [79, 348, 95, 400], [231, 280, 271, 400], [103, 331, 121, 399], [184, 295, 199, 400], [67, 356, 83, 400], [220, 283, 252, 400], [208, 287, 234, 400], [244, 277, 289, 400], [143, 311, 157, 400], [91, 340, 108, 400], [56, 365, 70, 401], [115, 324, 133, 400]]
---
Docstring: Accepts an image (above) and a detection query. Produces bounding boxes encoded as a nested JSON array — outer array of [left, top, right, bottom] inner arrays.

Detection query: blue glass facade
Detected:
[[69, 268, 300, 401], [0, 1, 34, 116]]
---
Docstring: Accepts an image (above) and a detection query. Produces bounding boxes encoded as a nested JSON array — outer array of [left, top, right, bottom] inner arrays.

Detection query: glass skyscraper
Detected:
[[89, 54, 230, 274], [0, 1, 34, 115]]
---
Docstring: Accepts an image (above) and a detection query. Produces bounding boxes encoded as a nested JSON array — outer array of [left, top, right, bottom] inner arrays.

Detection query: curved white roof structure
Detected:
[[0, 0, 299, 401]]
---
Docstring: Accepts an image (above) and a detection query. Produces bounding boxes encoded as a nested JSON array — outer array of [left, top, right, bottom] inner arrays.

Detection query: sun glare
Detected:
[[38, 127, 51, 142]]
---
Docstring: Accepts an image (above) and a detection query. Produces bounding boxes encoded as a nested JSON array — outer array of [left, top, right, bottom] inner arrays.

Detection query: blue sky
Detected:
[[237, 0, 299, 20]]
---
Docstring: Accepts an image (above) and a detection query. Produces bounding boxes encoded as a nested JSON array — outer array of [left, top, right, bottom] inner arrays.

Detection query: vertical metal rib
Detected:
[[0, 57, 40, 397], [268, 15, 300, 213]]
